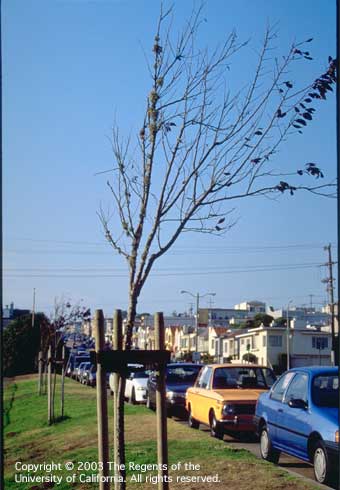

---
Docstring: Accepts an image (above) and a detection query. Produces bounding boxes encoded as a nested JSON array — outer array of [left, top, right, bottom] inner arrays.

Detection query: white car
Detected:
[[109, 366, 149, 404]]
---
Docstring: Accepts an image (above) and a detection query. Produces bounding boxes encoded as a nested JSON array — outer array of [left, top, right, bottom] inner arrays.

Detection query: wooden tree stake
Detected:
[[155, 312, 169, 490], [94, 309, 110, 490]]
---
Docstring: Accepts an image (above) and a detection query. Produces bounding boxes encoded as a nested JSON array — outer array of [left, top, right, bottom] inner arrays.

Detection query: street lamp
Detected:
[[180, 290, 216, 360], [286, 300, 293, 370]]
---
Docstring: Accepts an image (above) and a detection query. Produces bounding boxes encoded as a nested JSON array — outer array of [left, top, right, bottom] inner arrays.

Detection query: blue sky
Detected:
[[3, 0, 337, 317]]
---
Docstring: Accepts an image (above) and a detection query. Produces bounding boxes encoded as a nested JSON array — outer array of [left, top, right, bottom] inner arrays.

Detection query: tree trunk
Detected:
[[115, 292, 138, 490]]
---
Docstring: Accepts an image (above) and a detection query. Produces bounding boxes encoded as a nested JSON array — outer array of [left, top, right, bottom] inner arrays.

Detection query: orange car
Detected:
[[185, 364, 276, 439]]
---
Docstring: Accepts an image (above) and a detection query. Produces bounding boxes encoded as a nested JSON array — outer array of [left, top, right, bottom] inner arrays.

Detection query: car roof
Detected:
[[284, 366, 338, 375], [167, 363, 203, 367], [206, 364, 270, 369]]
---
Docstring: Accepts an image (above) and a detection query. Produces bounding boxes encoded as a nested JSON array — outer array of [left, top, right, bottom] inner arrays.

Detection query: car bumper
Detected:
[[135, 391, 147, 403], [253, 415, 261, 434], [324, 441, 339, 461], [218, 414, 256, 432]]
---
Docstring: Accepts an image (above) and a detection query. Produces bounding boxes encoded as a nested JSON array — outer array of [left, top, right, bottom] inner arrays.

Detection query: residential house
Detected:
[[231, 320, 332, 370]]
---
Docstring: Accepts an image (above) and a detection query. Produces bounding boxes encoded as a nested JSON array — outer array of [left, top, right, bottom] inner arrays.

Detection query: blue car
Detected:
[[255, 366, 338, 485]]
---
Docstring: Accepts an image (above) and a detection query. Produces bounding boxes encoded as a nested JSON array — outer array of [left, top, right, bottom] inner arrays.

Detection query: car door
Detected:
[[277, 372, 310, 459], [195, 367, 214, 424], [189, 367, 212, 424], [125, 373, 134, 399], [266, 371, 296, 446]]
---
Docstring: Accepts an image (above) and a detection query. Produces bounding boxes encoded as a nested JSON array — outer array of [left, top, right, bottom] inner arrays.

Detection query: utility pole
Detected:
[[180, 290, 215, 360], [322, 244, 336, 365]]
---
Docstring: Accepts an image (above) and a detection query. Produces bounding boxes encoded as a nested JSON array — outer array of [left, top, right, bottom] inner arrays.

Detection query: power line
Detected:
[[2, 261, 325, 273], [3, 263, 326, 279]]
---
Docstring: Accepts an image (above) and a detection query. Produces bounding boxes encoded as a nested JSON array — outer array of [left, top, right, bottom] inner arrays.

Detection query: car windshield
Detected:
[[133, 371, 149, 379], [75, 356, 90, 367], [166, 365, 201, 383], [212, 367, 276, 389], [312, 374, 338, 408]]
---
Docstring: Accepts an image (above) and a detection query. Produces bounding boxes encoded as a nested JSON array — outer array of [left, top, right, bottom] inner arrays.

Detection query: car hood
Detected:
[[212, 389, 267, 401], [134, 379, 148, 389], [166, 382, 194, 394]]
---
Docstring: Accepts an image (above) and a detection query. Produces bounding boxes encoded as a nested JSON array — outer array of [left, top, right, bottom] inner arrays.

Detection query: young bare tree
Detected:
[[47, 297, 91, 423], [98, 5, 336, 485]]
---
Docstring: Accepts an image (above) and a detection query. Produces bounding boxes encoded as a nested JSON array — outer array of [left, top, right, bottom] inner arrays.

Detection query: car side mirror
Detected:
[[288, 398, 308, 410]]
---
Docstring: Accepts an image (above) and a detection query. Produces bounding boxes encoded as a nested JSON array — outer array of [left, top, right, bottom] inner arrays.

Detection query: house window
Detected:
[[241, 339, 245, 345], [269, 335, 282, 347], [312, 337, 328, 349], [224, 342, 228, 354], [211, 339, 215, 349], [262, 336, 266, 347]]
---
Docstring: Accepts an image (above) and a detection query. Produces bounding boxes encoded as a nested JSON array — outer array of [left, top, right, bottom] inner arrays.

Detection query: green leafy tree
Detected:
[[273, 317, 287, 327], [253, 313, 274, 328], [3, 313, 50, 376]]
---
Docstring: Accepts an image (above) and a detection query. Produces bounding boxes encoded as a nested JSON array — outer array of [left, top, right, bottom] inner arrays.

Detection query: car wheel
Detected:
[[209, 411, 224, 440], [260, 425, 280, 464], [129, 388, 136, 405], [313, 440, 333, 484], [188, 406, 199, 429]]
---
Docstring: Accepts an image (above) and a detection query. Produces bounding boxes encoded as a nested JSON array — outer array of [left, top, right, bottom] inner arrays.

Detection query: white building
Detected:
[[234, 300, 266, 313], [223, 322, 332, 370]]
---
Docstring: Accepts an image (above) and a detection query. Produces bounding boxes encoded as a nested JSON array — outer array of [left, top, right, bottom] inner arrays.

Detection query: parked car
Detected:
[[87, 366, 111, 388], [186, 364, 276, 439], [78, 362, 91, 383], [66, 352, 90, 378], [75, 361, 89, 382], [109, 365, 150, 404], [255, 366, 339, 485], [146, 363, 203, 416], [87, 364, 97, 387]]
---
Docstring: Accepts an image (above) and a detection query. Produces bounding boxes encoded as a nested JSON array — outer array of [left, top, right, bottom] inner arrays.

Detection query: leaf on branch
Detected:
[[306, 38, 313, 42], [276, 181, 290, 193], [306, 163, 324, 178], [304, 56, 313, 60], [294, 107, 300, 112], [276, 181, 296, 195], [276, 109, 287, 118], [284, 81, 293, 89], [254, 130, 263, 136], [295, 118, 307, 126], [302, 112, 312, 120], [294, 49, 302, 55], [251, 158, 261, 164], [217, 217, 226, 224], [215, 225, 222, 231], [304, 98, 312, 103]]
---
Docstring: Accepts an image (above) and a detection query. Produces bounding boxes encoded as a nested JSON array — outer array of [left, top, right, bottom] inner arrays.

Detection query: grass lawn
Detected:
[[4, 375, 319, 490]]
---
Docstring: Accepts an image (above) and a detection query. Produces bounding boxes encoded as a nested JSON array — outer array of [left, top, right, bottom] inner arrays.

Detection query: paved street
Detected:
[[174, 418, 336, 490]]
